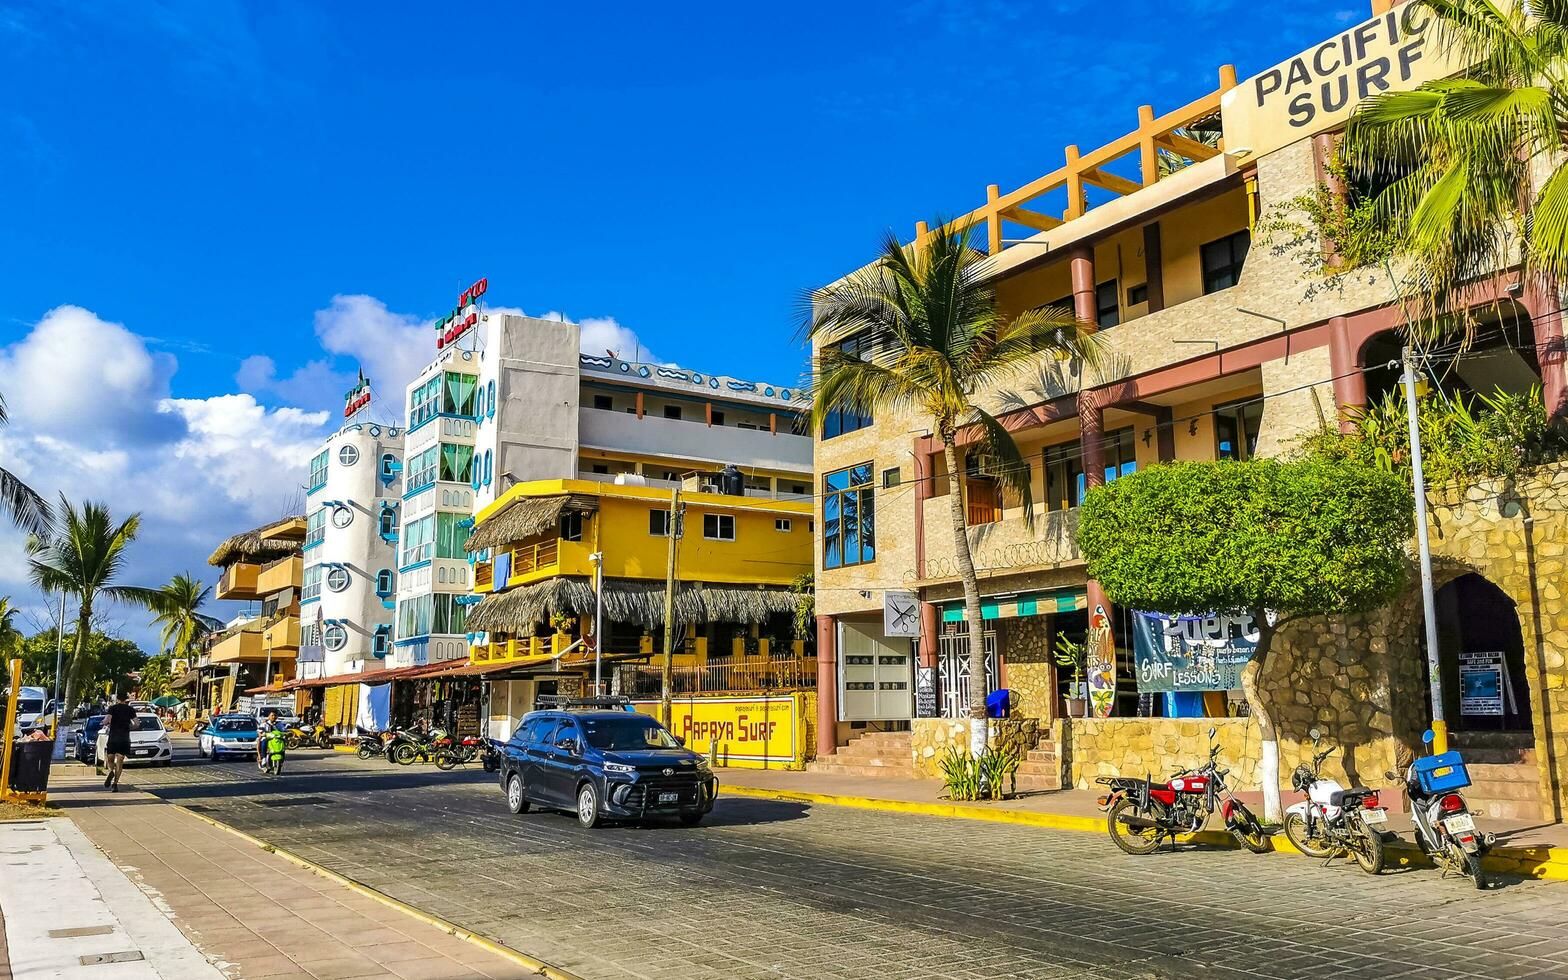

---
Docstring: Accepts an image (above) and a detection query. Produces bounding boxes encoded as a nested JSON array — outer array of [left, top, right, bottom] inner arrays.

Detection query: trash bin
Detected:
[[986, 688, 1012, 719], [7, 739, 53, 793]]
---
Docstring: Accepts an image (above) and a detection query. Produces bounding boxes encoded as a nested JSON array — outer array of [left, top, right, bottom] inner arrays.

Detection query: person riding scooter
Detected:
[[260, 725, 287, 775]]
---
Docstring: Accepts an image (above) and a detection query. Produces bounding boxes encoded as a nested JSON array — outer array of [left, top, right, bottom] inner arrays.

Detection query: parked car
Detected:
[[96, 712, 173, 768], [497, 708, 716, 828], [6, 686, 48, 736], [73, 715, 107, 764], [197, 714, 258, 760]]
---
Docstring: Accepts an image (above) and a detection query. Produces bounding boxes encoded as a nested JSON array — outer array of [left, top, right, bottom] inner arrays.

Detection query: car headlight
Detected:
[[603, 761, 635, 774], [694, 758, 712, 773]]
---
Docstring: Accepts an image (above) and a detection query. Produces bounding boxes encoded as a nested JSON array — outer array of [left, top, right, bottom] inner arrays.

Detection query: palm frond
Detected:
[[0, 466, 52, 537]]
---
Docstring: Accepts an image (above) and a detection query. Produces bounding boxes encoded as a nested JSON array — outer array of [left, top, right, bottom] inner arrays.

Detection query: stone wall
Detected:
[[1001, 616, 1056, 721], [911, 717, 1043, 779]]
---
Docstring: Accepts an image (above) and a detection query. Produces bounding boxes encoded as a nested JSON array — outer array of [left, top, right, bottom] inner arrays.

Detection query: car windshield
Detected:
[[214, 718, 252, 733], [133, 716, 164, 732], [17, 699, 43, 713], [580, 716, 681, 751]]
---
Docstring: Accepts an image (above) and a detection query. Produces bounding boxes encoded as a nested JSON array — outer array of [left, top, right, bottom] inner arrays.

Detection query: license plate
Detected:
[[1361, 808, 1388, 825], [135, 749, 153, 757], [657, 791, 679, 804], [1446, 813, 1475, 833]]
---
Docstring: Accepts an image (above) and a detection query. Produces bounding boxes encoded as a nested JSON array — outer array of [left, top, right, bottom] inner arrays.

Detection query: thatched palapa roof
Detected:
[[466, 495, 573, 553], [208, 515, 307, 567], [466, 576, 803, 633]]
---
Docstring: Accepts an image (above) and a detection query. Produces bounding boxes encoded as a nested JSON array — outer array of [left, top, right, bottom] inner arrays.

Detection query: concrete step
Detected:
[[1464, 779, 1543, 802], [1467, 797, 1546, 822], [1466, 762, 1542, 784], [1012, 773, 1061, 792], [1450, 731, 1535, 750], [846, 731, 912, 745], [1026, 749, 1056, 763], [806, 760, 918, 780], [1453, 747, 1536, 766]]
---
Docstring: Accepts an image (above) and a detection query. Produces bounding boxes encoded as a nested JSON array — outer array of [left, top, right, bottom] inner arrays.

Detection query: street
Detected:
[[93, 736, 1568, 980]]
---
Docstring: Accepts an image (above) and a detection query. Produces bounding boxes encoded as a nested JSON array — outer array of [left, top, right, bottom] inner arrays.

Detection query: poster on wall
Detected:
[[1132, 611, 1258, 693], [1086, 604, 1116, 718], [1459, 650, 1505, 716], [884, 591, 921, 638], [914, 666, 938, 718]]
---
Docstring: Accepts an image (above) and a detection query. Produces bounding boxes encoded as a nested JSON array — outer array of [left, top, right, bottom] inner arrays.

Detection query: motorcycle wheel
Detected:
[[434, 749, 458, 771], [392, 743, 417, 765], [1227, 803, 1271, 855], [1350, 826, 1385, 875], [1284, 813, 1336, 859], [357, 744, 375, 760], [1449, 840, 1488, 890], [283, 733, 301, 750], [1107, 798, 1164, 855], [317, 733, 333, 749]]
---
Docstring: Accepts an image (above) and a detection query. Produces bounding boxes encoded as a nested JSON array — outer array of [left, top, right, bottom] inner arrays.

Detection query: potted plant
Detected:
[[549, 612, 576, 635], [1052, 631, 1087, 718]]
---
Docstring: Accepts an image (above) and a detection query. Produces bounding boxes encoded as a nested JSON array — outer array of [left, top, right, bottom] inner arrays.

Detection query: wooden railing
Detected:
[[475, 561, 494, 589], [470, 634, 572, 664], [615, 658, 817, 696], [475, 539, 559, 590]]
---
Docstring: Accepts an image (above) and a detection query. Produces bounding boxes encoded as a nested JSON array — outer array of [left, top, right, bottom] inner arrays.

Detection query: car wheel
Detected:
[[506, 773, 531, 815], [576, 782, 601, 829]]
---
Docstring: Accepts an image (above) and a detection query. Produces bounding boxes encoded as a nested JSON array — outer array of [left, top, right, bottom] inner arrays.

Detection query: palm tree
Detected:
[[806, 224, 1101, 758], [26, 498, 161, 721], [1341, 1, 1568, 346], [0, 597, 22, 661], [0, 393, 50, 536], [150, 573, 222, 664]]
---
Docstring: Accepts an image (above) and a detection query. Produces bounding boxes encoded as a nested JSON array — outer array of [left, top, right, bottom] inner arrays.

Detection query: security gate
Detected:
[[938, 631, 997, 719]]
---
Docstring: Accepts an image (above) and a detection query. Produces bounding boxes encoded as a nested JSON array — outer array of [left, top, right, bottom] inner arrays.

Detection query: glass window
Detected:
[[664, 404, 683, 420], [704, 513, 735, 540], [443, 372, 478, 417], [484, 449, 493, 487], [378, 506, 398, 538], [406, 446, 438, 490], [307, 450, 329, 492], [380, 452, 397, 478], [302, 564, 323, 601], [1214, 397, 1264, 461], [882, 467, 901, 489], [1201, 230, 1251, 293], [1104, 428, 1137, 482], [1095, 280, 1120, 328], [409, 376, 442, 429], [649, 509, 670, 536], [560, 512, 584, 542], [580, 716, 680, 750], [435, 512, 471, 558], [326, 567, 351, 592], [401, 514, 434, 566], [440, 443, 474, 484], [593, 394, 613, 410], [402, 593, 470, 636], [774, 518, 791, 532], [1043, 442, 1085, 511], [821, 333, 874, 439], [372, 626, 390, 657], [487, 380, 496, 419], [338, 444, 359, 466], [375, 569, 394, 596], [823, 462, 875, 568], [305, 509, 326, 549], [331, 505, 352, 528], [323, 624, 347, 652]]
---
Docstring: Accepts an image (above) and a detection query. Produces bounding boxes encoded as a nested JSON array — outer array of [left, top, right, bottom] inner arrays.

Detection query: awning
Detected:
[[467, 576, 802, 633], [281, 659, 482, 690], [171, 669, 201, 690], [940, 587, 1086, 623], [466, 495, 571, 553]]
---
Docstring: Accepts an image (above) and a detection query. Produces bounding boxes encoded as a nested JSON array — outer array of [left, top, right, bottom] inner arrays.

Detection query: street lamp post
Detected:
[[51, 590, 67, 760], [1402, 346, 1448, 754], [589, 551, 605, 696]]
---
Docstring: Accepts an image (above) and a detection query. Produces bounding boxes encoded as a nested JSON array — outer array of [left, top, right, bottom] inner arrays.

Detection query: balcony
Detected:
[[614, 657, 816, 695], [256, 555, 302, 596], [579, 407, 811, 472], [919, 500, 1082, 584], [216, 562, 261, 600], [208, 624, 264, 664], [262, 615, 300, 653], [470, 634, 572, 664], [476, 539, 562, 592]]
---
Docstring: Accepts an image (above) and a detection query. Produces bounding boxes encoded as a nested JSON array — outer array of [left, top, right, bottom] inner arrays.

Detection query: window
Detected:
[[1128, 283, 1149, 306], [395, 594, 468, 639], [774, 518, 792, 532], [487, 380, 496, 419], [308, 450, 328, 492], [1201, 230, 1250, 293], [823, 463, 875, 568], [964, 452, 1003, 525], [1214, 397, 1264, 461], [649, 509, 671, 536], [592, 464, 609, 475], [302, 564, 323, 601], [475, 384, 486, 419], [380, 452, 398, 479], [561, 512, 584, 542], [664, 405, 683, 420], [744, 474, 771, 494], [338, 444, 359, 466], [409, 376, 441, 429], [821, 333, 874, 438], [882, 467, 901, 489], [711, 410, 725, 426], [791, 483, 806, 495], [306, 509, 326, 549], [439, 443, 474, 484], [401, 514, 433, 566], [378, 505, 398, 538], [443, 372, 478, 417], [435, 512, 470, 557], [1103, 428, 1137, 482], [1095, 280, 1120, 328], [323, 624, 347, 652], [406, 446, 438, 490], [375, 569, 394, 597], [484, 449, 493, 487], [1043, 442, 1085, 511], [302, 620, 321, 648], [372, 626, 391, 657], [593, 394, 613, 411], [704, 513, 735, 541], [326, 566, 351, 593], [330, 505, 353, 529]]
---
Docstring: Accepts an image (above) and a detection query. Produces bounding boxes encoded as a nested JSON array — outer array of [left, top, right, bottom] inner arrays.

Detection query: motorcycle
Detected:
[[257, 730, 286, 776], [282, 722, 333, 750], [391, 726, 453, 766], [481, 738, 502, 773], [1389, 728, 1495, 889], [355, 728, 386, 760], [1283, 728, 1392, 875], [1096, 726, 1270, 855]]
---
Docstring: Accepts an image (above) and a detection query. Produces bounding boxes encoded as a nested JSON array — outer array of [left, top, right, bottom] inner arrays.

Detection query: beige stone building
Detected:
[[809, 2, 1568, 820]]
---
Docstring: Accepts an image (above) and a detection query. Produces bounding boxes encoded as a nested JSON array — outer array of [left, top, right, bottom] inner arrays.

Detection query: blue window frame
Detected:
[[372, 625, 391, 657], [820, 333, 874, 439], [487, 380, 496, 419], [483, 450, 493, 487], [822, 462, 875, 569], [375, 568, 394, 597], [307, 450, 329, 493]]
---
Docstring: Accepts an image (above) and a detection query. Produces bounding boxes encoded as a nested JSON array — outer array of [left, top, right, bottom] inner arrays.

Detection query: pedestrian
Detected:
[[103, 692, 136, 792]]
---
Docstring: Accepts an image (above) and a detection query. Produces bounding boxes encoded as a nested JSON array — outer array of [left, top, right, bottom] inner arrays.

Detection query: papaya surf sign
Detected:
[[1220, 4, 1471, 161], [434, 277, 488, 350]]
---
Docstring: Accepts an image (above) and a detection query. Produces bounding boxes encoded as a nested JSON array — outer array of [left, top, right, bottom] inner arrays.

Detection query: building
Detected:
[[203, 516, 306, 711], [810, 1, 1568, 819]]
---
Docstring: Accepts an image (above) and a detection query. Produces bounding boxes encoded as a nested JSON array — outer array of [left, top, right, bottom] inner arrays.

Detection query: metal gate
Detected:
[[938, 631, 997, 718]]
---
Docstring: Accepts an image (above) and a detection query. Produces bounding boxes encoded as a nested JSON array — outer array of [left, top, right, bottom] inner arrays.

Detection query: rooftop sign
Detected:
[[343, 368, 371, 419], [434, 277, 488, 350]]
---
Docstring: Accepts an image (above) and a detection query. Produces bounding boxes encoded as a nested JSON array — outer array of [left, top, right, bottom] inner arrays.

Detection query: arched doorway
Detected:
[[1360, 301, 1542, 408], [1434, 573, 1532, 733]]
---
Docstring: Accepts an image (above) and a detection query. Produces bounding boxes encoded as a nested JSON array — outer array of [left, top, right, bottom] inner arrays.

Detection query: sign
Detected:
[[914, 666, 938, 719], [434, 277, 488, 350], [634, 695, 801, 768], [883, 590, 921, 638], [1132, 611, 1258, 693], [343, 368, 371, 419], [1459, 650, 1504, 716], [1220, 4, 1469, 161], [1087, 604, 1116, 718]]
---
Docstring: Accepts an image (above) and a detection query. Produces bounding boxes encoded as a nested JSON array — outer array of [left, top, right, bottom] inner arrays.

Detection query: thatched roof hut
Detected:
[[208, 516, 307, 567], [466, 494, 596, 553], [466, 576, 803, 633]]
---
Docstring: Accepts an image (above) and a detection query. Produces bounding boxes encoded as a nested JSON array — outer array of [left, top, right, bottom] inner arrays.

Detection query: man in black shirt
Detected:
[[103, 692, 137, 791]]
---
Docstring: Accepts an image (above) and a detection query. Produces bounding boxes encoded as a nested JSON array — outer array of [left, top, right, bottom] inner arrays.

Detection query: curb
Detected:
[[719, 784, 1568, 881], [172, 804, 583, 980]]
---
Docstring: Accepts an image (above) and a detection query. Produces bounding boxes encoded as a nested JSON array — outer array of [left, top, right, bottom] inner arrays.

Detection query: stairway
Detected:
[[1449, 731, 1546, 822], [808, 730, 915, 779], [1012, 737, 1061, 793]]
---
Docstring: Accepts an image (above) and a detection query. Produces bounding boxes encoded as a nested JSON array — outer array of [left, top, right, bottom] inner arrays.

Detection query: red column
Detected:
[[815, 614, 838, 757], [1528, 278, 1568, 421], [1070, 245, 1097, 326], [1078, 391, 1115, 654], [918, 601, 939, 670], [1328, 315, 1368, 434]]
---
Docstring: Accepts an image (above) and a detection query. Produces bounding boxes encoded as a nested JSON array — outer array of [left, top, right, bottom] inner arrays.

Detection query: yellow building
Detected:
[[203, 516, 306, 710]]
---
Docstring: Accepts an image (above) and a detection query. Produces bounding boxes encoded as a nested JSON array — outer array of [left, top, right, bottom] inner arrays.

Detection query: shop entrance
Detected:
[[938, 630, 996, 719], [1435, 573, 1532, 733]]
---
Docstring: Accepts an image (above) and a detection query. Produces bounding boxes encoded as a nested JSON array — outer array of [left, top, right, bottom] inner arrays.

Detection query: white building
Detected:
[[301, 422, 404, 678]]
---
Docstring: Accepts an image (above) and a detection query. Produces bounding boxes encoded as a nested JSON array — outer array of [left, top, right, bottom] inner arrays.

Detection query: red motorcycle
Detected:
[[1096, 727, 1270, 855]]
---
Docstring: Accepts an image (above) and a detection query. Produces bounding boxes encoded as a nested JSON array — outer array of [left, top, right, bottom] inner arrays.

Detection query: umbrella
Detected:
[[151, 695, 184, 708]]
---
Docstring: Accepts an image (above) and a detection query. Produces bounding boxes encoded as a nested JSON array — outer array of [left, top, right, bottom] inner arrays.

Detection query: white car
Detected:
[[197, 714, 258, 760], [97, 712, 173, 768]]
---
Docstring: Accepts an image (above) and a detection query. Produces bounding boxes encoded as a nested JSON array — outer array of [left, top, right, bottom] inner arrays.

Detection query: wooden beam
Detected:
[[636, 391, 644, 420], [986, 184, 1002, 254], [1064, 145, 1085, 220], [1142, 222, 1165, 313], [1001, 206, 1063, 231], [1156, 131, 1222, 162], [1082, 167, 1142, 197], [1138, 105, 1158, 186]]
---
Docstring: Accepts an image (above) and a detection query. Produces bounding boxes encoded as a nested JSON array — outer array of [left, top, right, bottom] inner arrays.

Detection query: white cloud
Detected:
[[523, 308, 667, 365], [238, 294, 430, 411]]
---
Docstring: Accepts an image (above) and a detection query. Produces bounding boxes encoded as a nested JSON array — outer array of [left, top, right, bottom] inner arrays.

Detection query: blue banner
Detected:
[[1132, 612, 1258, 692]]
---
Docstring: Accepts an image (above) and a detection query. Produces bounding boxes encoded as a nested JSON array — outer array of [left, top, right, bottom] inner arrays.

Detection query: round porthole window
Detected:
[[331, 505, 353, 528], [323, 624, 348, 651], [339, 445, 360, 466], [326, 567, 351, 592]]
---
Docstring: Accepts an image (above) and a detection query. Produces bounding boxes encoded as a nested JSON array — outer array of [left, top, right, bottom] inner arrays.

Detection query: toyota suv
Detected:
[[498, 704, 717, 828]]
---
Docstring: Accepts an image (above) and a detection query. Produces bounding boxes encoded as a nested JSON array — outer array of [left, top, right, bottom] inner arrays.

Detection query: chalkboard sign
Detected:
[[915, 666, 938, 718]]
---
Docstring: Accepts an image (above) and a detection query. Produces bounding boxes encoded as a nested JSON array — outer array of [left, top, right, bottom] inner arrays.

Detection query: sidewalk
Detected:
[[716, 766, 1568, 878], [33, 767, 562, 980]]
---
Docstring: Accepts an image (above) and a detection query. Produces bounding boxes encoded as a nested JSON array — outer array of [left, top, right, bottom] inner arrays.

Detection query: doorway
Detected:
[[1434, 573, 1532, 733]]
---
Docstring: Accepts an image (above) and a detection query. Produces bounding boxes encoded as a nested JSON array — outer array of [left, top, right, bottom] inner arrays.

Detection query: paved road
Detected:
[[106, 738, 1568, 980]]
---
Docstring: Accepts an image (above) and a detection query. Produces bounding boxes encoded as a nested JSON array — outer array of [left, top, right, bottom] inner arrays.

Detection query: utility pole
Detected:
[[659, 487, 683, 728], [50, 590, 66, 760], [590, 551, 605, 696], [1402, 346, 1448, 754]]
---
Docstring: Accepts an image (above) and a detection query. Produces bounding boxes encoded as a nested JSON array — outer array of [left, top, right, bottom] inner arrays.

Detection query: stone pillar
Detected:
[[815, 614, 838, 757], [1070, 244, 1097, 326], [1328, 315, 1368, 433], [919, 601, 939, 670], [1527, 278, 1568, 421]]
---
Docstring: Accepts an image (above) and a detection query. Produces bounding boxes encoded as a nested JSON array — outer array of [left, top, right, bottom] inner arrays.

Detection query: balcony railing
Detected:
[[615, 658, 816, 695], [477, 539, 560, 590], [216, 562, 261, 600], [470, 634, 572, 664]]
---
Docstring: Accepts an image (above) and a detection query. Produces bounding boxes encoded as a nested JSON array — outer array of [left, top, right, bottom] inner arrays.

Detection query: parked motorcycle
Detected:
[[481, 738, 502, 773], [390, 726, 453, 766], [355, 728, 389, 760], [282, 721, 333, 750], [1389, 729, 1495, 889], [1283, 728, 1392, 874], [1096, 727, 1270, 855]]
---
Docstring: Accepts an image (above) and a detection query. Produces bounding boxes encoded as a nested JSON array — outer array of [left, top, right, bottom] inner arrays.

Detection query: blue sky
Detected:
[[0, 0, 1360, 647]]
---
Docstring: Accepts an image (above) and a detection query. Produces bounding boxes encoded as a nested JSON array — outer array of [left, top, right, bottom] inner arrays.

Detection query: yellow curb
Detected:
[[172, 804, 582, 979], [719, 784, 1568, 881]]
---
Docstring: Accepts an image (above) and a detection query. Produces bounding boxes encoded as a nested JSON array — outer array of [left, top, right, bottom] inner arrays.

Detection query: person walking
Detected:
[[103, 692, 136, 792]]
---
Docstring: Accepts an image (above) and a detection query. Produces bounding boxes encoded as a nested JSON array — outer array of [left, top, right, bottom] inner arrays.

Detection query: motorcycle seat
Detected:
[[1329, 786, 1374, 807]]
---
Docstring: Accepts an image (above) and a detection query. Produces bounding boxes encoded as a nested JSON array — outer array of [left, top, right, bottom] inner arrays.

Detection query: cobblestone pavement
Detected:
[[116, 746, 1568, 980]]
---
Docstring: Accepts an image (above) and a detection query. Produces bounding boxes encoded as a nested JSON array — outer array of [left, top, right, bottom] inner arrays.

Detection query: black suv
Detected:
[[498, 706, 717, 828]]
